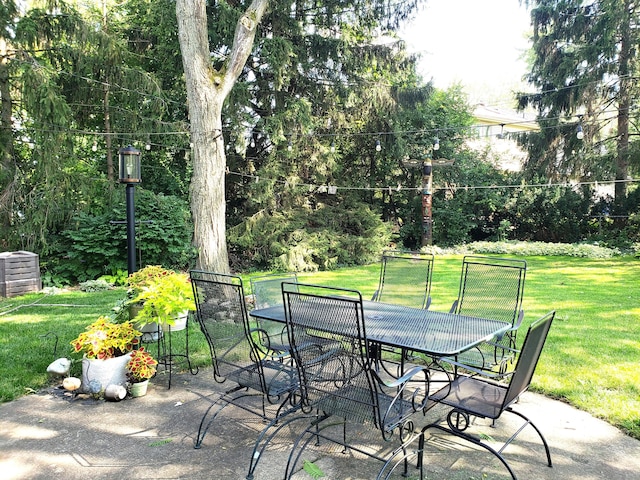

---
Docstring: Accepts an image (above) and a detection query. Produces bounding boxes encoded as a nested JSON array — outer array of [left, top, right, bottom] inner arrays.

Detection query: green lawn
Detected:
[[1, 254, 639, 440]]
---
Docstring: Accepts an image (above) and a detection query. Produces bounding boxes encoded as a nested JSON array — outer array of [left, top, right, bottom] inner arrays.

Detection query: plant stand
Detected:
[[155, 312, 198, 389]]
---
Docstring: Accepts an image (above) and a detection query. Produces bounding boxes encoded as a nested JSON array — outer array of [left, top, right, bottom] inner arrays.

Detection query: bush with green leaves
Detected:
[[228, 198, 391, 272], [78, 279, 112, 292], [44, 189, 196, 285]]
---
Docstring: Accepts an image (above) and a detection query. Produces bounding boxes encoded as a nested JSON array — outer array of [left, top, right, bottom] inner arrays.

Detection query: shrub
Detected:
[[229, 199, 390, 271], [45, 189, 196, 284], [78, 279, 112, 292]]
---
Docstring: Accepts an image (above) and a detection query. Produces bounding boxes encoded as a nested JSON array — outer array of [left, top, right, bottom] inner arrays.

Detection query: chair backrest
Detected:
[[502, 311, 555, 408], [453, 255, 526, 326], [282, 283, 382, 426], [190, 270, 267, 391], [250, 273, 298, 310], [374, 250, 434, 309]]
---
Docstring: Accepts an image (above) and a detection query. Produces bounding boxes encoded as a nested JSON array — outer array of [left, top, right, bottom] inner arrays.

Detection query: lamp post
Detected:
[[118, 145, 141, 275]]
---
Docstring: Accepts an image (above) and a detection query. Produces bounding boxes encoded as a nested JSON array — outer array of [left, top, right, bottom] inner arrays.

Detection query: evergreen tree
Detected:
[[521, 0, 640, 219]]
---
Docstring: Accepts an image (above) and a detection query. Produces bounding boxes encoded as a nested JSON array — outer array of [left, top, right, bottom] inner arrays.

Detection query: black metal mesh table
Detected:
[[251, 300, 510, 358]]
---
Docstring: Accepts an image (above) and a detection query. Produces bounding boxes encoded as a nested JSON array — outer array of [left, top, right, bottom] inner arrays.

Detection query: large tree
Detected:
[[521, 0, 640, 216], [175, 0, 422, 273], [0, 0, 174, 253], [176, 0, 269, 273]]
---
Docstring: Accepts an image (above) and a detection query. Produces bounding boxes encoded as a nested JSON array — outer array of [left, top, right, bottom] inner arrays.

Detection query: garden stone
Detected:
[[46, 357, 71, 376], [62, 377, 81, 392]]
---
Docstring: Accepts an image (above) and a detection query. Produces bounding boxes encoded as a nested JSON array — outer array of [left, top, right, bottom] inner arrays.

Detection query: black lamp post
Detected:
[[118, 145, 141, 275]]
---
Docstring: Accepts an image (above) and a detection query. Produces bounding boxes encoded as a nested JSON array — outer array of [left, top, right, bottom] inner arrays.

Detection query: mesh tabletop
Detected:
[[251, 300, 510, 357]]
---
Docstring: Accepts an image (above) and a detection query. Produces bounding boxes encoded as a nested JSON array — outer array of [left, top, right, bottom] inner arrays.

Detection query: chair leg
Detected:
[[504, 408, 553, 468], [422, 423, 519, 480], [376, 440, 422, 480], [194, 389, 240, 449], [245, 412, 316, 480]]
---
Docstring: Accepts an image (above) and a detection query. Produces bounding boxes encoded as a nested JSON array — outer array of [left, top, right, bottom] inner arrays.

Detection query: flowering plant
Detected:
[[70, 317, 141, 360], [126, 347, 158, 383], [126, 265, 174, 298], [130, 270, 195, 327]]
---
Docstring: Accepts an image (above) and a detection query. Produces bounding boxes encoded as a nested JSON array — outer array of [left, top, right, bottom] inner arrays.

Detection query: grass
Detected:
[[1, 254, 639, 440]]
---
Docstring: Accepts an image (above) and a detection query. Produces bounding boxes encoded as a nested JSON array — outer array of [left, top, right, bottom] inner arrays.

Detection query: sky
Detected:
[[400, 0, 533, 104]]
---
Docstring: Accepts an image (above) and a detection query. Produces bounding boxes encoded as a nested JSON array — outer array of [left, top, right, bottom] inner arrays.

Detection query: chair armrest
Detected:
[[449, 300, 458, 314], [372, 365, 432, 426], [371, 365, 430, 389], [513, 309, 524, 329], [247, 327, 291, 360]]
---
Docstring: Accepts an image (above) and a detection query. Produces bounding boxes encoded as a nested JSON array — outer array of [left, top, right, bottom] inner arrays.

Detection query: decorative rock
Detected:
[[104, 384, 127, 401], [88, 379, 102, 395], [62, 377, 81, 391], [47, 358, 71, 376]]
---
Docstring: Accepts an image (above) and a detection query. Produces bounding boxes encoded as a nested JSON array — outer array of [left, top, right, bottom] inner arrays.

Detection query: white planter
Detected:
[[162, 310, 189, 332], [129, 379, 149, 397], [81, 353, 132, 394], [137, 321, 162, 342]]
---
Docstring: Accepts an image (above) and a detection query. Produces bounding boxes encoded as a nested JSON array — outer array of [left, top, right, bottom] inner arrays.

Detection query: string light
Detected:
[[433, 138, 440, 151], [330, 141, 336, 153], [91, 142, 97, 152], [375, 139, 382, 152], [576, 115, 584, 140], [226, 168, 636, 193]]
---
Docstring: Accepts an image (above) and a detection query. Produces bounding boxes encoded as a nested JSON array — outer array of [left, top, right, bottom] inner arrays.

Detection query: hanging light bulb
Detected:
[[576, 124, 584, 140], [433, 138, 440, 151], [330, 141, 336, 153], [91, 142, 97, 152], [287, 140, 292, 151], [375, 139, 381, 152], [145, 142, 151, 151]]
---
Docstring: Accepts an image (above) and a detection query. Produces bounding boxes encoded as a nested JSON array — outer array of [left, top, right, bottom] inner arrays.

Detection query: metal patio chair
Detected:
[[249, 272, 299, 356], [189, 271, 299, 450], [421, 311, 555, 480], [444, 255, 527, 377], [372, 250, 435, 309], [370, 250, 435, 375], [282, 283, 432, 479]]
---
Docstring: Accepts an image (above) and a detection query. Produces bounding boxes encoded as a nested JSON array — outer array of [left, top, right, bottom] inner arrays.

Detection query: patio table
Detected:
[[250, 299, 510, 358]]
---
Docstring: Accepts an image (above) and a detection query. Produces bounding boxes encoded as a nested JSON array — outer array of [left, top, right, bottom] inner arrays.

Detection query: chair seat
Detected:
[[230, 360, 297, 397], [430, 376, 507, 420]]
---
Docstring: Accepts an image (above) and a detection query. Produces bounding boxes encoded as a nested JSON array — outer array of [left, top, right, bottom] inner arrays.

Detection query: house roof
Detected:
[[473, 103, 539, 132]]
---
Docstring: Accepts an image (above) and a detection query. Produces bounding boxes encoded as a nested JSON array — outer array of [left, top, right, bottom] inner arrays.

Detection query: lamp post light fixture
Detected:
[[118, 145, 141, 275]]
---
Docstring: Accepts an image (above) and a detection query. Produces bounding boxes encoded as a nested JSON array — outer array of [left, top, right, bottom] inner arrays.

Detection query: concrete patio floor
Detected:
[[2, 368, 640, 480]]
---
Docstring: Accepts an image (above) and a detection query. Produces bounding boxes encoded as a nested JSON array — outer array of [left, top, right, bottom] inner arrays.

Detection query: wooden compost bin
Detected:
[[0, 251, 42, 297]]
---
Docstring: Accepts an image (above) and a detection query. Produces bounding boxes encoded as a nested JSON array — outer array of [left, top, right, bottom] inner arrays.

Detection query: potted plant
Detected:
[[126, 347, 158, 397], [125, 265, 175, 339], [131, 270, 195, 332], [70, 317, 142, 395]]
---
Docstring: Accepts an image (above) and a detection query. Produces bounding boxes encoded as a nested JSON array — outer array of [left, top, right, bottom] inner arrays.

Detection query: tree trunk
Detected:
[[615, 0, 632, 217], [0, 38, 15, 240], [176, 0, 268, 273]]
